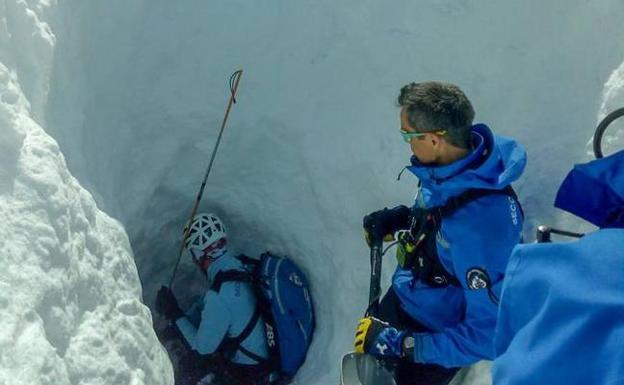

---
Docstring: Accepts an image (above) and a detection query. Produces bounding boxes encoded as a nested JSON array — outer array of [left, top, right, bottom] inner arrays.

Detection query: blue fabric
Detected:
[[256, 253, 315, 377], [555, 150, 624, 228], [176, 252, 269, 364], [493, 229, 624, 385], [393, 124, 526, 367]]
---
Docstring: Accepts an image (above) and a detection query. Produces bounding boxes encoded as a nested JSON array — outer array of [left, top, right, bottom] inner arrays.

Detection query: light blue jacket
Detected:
[[394, 124, 526, 367], [493, 229, 624, 385], [176, 252, 269, 365]]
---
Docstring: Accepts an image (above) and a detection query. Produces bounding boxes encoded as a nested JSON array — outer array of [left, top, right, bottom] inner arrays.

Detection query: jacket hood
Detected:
[[555, 150, 624, 228], [407, 124, 527, 207]]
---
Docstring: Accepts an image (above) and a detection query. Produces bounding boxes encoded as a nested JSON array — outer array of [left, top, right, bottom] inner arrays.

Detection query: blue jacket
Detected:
[[493, 229, 624, 385], [493, 151, 624, 385], [176, 252, 269, 365], [555, 150, 624, 228], [393, 124, 526, 367]]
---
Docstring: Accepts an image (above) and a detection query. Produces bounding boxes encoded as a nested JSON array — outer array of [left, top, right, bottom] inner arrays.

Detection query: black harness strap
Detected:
[[406, 185, 523, 289], [231, 309, 269, 365], [211, 270, 253, 292], [436, 185, 522, 218]]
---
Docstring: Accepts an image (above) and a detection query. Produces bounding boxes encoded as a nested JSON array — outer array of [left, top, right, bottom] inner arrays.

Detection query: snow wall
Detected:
[[0, 1, 173, 384], [2, 1, 624, 384]]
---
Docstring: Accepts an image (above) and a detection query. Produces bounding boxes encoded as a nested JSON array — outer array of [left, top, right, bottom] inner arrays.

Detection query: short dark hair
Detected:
[[398, 82, 475, 149]]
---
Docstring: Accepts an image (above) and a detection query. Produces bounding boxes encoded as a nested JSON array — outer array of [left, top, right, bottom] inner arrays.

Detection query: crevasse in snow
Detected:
[[2, 1, 624, 384]]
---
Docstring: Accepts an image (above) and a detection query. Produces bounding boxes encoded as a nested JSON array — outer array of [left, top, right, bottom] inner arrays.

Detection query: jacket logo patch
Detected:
[[509, 196, 519, 226], [265, 322, 276, 347], [289, 272, 303, 287], [466, 268, 490, 290], [376, 343, 388, 355]]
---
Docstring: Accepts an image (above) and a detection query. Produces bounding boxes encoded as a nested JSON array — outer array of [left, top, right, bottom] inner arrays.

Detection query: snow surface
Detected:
[[2, 1, 624, 384]]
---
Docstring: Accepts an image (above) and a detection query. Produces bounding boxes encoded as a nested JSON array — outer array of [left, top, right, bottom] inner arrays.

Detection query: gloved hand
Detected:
[[156, 323, 182, 343], [363, 205, 411, 246], [155, 286, 184, 321], [354, 317, 407, 359]]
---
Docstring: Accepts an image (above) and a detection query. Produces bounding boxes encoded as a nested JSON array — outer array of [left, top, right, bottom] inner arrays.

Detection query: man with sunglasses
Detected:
[[353, 82, 526, 385], [155, 213, 271, 385]]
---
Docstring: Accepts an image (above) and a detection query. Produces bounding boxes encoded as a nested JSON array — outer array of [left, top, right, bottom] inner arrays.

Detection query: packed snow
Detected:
[[1, 1, 624, 384]]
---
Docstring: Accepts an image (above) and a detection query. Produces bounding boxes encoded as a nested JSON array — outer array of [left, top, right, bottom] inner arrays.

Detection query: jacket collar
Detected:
[[405, 124, 526, 208], [206, 251, 243, 283], [407, 127, 487, 183]]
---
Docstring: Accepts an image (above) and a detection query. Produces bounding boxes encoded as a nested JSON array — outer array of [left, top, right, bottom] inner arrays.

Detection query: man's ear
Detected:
[[429, 133, 439, 147]]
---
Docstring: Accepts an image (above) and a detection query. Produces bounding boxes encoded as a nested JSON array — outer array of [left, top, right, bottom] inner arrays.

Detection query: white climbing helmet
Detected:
[[184, 213, 227, 257]]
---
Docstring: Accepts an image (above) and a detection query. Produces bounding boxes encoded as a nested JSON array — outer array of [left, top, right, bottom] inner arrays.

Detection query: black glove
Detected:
[[156, 323, 183, 343], [155, 286, 184, 321], [363, 205, 411, 245]]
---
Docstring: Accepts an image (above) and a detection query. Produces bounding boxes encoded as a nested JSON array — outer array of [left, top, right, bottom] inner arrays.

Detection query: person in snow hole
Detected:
[[156, 213, 272, 385]]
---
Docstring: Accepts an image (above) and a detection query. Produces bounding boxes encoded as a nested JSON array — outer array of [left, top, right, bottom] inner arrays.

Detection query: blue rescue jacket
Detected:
[[176, 252, 269, 365], [393, 124, 526, 367], [493, 229, 624, 385], [493, 150, 624, 385]]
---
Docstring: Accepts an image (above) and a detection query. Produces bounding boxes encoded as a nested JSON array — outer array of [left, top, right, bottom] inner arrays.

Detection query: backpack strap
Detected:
[[223, 308, 269, 365], [234, 254, 262, 267], [211, 270, 254, 293], [436, 185, 523, 218]]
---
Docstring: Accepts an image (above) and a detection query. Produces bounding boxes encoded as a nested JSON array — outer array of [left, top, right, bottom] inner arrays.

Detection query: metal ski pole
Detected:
[[168, 69, 243, 288]]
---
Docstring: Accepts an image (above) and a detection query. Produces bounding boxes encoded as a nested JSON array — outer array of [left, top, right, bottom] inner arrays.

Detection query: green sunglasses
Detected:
[[400, 129, 446, 143]]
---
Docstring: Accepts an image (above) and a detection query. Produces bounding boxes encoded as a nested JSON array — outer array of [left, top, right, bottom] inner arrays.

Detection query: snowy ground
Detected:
[[2, 1, 624, 384]]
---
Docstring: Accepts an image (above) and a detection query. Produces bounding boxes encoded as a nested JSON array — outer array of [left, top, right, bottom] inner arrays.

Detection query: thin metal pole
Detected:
[[168, 69, 243, 288], [593, 107, 624, 159]]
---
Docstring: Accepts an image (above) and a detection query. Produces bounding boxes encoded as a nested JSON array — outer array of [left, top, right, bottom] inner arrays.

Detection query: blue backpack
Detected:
[[211, 252, 315, 383]]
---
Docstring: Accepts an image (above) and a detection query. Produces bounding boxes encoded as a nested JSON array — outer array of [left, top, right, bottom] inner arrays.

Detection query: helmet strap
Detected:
[[190, 238, 228, 274], [203, 238, 228, 259]]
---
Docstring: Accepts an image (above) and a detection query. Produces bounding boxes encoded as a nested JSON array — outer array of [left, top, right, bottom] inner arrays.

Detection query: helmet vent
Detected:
[[183, 213, 227, 255]]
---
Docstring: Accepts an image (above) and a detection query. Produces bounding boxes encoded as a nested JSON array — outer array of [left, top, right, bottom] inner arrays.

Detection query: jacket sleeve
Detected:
[[414, 198, 522, 367], [183, 296, 205, 327], [176, 291, 230, 355]]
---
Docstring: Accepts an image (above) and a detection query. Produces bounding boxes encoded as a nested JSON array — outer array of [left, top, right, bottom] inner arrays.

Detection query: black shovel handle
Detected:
[[366, 238, 384, 317]]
